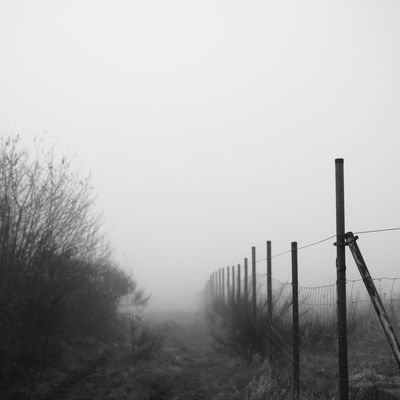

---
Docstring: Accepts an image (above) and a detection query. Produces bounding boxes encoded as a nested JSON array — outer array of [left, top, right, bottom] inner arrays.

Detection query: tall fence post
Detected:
[[237, 264, 241, 302], [244, 258, 248, 303], [210, 273, 214, 299], [335, 158, 349, 400], [227, 266, 231, 305], [219, 268, 222, 299], [232, 265, 235, 304], [267, 240, 272, 318], [215, 272, 218, 300], [215, 271, 219, 299], [291, 242, 300, 400], [345, 232, 400, 368], [222, 267, 225, 303], [252, 246, 257, 319], [216, 270, 219, 299]]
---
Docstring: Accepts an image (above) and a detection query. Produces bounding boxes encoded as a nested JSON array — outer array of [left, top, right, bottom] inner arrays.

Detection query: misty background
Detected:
[[1, 0, 399, 310]]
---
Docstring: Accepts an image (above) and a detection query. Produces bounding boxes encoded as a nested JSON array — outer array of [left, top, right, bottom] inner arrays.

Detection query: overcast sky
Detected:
[[1, 1, 400, 310]]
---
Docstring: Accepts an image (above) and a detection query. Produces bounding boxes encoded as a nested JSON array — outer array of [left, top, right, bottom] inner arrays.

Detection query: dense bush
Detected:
[[0, 136, 142, 384]]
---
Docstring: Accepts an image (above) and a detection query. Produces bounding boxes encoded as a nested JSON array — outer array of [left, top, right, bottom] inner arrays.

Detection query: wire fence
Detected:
[[206, 229, 400, 399]]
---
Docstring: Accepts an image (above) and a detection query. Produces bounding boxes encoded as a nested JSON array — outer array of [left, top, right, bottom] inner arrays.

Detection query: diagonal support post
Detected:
[[345, 231, 400, 369]]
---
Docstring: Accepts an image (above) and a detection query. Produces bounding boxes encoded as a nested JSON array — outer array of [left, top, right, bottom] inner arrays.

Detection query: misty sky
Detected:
[[1, 1, 400, 310]]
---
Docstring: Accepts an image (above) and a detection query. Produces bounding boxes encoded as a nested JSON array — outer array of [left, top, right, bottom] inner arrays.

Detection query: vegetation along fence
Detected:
[[205, 159, 400, 400]]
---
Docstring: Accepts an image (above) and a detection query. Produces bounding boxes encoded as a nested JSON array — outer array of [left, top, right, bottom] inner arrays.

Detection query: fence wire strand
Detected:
[[207, 225, 400, 397]]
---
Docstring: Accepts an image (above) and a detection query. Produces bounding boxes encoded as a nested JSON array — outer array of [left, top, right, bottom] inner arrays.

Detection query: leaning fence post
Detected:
[[267, 240, 272, 318], [335, 158, 349, 400], [252, 246, 257, 319], [244, 258, 248, 303], [345, 232, 400, 368], [291, 242, 300, 400]]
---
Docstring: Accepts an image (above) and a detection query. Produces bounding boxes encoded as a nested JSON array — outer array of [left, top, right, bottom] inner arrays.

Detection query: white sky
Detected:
[[1, 1, 400, 310]]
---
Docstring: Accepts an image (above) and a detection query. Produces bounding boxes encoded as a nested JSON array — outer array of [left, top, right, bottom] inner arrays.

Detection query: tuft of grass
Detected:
[[207, 295, 292, 364], [131, 319, 165, 364]]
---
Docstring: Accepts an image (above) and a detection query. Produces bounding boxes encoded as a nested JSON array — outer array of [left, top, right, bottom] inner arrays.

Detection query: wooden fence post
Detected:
[[237, 264, 241, 302], [214, 271, 218, 299], [346, 232, 400, 368], [244, 258, 248, 303], [227, 266, 231, 305], [232, 265, 235, 304], [335, 158, 349, 400], [219, 268, 222, 299], [211, 272, 214, 299], [267, 240, 272, 317], [222, 267, 225, 303], [291, 242, 300, 400], [252, 246, 257, 318]]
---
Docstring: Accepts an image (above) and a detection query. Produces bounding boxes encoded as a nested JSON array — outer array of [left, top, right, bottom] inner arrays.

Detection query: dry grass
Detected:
[[5, 309, 400, 399]]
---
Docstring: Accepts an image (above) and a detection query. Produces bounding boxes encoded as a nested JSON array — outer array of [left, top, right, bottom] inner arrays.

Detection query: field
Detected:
[[4, 309, 400, 400], [3, 311, 270, 400]]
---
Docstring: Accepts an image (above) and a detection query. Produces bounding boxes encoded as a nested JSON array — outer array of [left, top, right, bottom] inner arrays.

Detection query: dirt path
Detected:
[[51, 311, 259, 400]]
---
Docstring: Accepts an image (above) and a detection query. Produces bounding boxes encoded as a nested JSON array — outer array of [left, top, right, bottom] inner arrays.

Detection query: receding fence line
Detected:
[[205, 159, 400, 400]]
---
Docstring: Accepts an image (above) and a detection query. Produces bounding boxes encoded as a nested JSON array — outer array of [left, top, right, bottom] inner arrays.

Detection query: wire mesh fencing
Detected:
[[206, 243, 400, 399]]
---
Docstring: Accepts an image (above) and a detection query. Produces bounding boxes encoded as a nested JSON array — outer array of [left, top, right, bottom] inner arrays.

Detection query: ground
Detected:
[[6, 310, 400, 400], [22, 311, 267, 400]]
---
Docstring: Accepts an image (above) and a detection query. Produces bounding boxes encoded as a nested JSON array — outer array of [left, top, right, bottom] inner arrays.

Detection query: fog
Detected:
[[1, 0, 400, 311]]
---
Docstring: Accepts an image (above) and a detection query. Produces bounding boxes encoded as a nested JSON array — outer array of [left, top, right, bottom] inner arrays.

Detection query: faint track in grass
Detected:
[[38, 311, 256, 400]]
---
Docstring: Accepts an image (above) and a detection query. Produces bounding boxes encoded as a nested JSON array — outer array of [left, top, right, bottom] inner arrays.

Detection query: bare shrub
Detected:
[[0, 136, 143, 385]]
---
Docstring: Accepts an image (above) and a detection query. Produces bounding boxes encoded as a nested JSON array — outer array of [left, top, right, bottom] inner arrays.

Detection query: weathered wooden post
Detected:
[[346, 232, 400, 368], [218, 268, 222, 299], [291, 242, 300, 400], [232, 265, 235, 304], [221, 268, 225, 302], [237, 264, 241, 302], [267, 240, 272, 318], [252, 246, 257, 318], [244, 258, 248, 303], [210, 273, 214, 299], [335, 158, 349, 400], [227, 266, 231, 305]]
